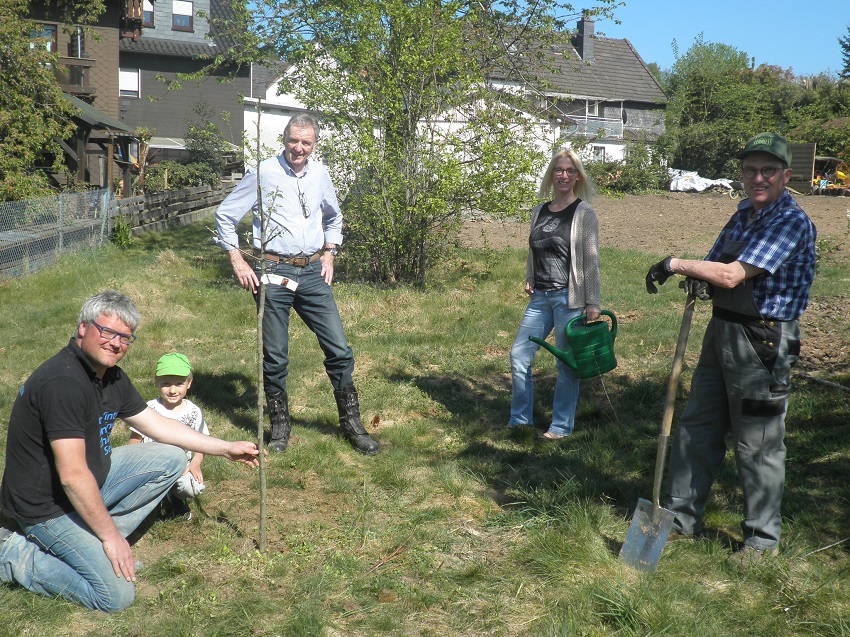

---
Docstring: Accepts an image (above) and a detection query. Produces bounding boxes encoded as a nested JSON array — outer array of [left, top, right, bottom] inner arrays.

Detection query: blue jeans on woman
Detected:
[[509, 289, 582, 436], [254, 259, 356, 395], [0, 443, 186, 612]]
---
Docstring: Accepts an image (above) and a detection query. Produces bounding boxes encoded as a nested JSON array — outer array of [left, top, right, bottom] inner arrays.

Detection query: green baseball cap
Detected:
[[156, 352, 192, 377], [737, 132, 792, 165]]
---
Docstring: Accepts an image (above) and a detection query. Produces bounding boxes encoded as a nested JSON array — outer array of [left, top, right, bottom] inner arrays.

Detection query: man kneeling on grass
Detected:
[[0, 290, 260, 612]]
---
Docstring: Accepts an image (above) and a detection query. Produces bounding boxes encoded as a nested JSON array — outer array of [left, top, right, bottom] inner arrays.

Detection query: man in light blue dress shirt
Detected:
[[215, 114, 379, 455]]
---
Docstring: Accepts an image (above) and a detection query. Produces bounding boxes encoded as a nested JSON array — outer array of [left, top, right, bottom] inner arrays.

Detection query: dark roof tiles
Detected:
[[540, 35, 666, 103], [119, 38, 217, 58]]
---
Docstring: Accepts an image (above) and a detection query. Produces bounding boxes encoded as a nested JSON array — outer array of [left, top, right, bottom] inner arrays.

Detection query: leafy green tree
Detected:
[[662, 35, 766, 177], [209, 0, 619, 285], [33, 0, 107, 26], [661, 34, 850, 177], [185, 101, 236, 174], [785, 74, 850, 160], [142, 103, 237, 193], [582, 136, 670, 195], [0, 0, 75, 200], [0, 0, 107, 201], [839, 25, 850, 80]]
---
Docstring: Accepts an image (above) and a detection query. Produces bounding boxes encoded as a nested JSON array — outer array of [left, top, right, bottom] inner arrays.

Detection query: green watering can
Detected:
[[529, 310, 618, 379]]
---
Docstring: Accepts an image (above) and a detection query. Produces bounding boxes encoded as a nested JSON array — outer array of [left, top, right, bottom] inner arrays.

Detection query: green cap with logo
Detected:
[[737, 132, 792, 166], [155, 352, 192, 377]]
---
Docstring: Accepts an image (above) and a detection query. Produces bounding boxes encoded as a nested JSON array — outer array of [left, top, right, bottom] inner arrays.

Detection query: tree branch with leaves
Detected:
[[203, 0, 620, 284]]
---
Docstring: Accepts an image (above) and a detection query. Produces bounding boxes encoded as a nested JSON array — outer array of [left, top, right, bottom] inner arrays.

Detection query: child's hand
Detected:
[[187, 461, 204, 484]]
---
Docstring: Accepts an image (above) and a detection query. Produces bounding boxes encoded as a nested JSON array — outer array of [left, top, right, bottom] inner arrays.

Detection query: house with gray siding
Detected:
[[26, 1, 140, 193], [118, 0, 250, 159]]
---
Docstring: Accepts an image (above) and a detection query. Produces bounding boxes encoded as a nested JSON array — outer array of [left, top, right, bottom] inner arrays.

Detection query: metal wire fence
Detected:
[[0, 189, 116, 279]]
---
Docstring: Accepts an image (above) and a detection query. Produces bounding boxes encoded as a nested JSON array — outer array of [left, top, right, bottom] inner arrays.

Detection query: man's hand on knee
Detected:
[[102, 534, 136, 582]]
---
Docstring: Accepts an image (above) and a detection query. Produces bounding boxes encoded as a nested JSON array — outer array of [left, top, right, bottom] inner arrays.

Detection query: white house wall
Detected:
[[242, 73, 312, 163], [243, 68, 654, 171]]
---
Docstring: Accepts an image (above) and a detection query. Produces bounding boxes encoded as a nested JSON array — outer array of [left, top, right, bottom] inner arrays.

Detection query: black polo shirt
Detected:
[[0, 339, 147, 525]]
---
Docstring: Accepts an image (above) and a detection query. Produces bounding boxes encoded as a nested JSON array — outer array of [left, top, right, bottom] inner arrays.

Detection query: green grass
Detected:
[[0, 219, 848, 636]]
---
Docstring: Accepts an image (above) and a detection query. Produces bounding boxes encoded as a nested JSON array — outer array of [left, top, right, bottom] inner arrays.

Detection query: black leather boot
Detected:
[[333, 386, 379, 455], [266, 390, 291, 452]]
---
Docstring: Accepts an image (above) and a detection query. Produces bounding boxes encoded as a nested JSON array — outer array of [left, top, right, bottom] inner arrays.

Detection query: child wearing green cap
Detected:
[[128, 353, 209, 520]]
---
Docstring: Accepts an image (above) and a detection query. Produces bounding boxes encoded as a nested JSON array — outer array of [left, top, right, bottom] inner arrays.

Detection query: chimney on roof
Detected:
[[577, 15, 594, 63]]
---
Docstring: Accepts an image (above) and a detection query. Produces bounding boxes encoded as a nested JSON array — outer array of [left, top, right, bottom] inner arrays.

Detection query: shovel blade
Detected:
[[619, 498, 676, 572]]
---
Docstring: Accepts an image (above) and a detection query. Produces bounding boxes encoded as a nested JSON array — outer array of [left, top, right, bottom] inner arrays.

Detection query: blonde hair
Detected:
[[538, 148, 595, 203]]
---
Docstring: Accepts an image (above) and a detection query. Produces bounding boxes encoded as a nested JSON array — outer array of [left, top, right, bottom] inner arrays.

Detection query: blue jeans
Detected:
[[509, 289, 582, 435], [0, 443, 186, 612], [254, 259, 355, 395]]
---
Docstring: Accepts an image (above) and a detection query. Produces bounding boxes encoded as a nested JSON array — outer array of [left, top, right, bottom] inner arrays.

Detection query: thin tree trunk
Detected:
[[255, 101, 268, 553]]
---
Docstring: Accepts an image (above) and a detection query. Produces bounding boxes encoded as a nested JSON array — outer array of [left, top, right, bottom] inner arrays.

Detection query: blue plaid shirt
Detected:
[[706, 190, 816, 320]]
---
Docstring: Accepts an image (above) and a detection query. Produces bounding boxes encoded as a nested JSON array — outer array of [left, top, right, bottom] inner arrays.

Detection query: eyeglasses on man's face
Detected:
[[742, 166, 783, 180], [553, 168, 578, 176], [90, 320, 136, 345]]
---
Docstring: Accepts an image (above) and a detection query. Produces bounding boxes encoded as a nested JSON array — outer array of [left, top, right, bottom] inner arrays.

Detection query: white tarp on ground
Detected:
[[668, 169, 734, 192]]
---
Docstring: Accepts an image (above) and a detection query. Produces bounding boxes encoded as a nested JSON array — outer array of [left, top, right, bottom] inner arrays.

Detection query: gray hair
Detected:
[[283, 113, 320, 141], [538, 147, 596, 203], [78, 290, 141, 331]]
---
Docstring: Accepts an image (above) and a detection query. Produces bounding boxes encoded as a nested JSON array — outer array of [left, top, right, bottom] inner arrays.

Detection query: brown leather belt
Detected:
[[253, 250, 321, 267]]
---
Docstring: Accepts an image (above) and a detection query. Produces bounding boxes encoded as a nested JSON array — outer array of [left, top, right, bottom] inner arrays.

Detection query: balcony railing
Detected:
[[124, 0, 143, 21], [55, 57, 97, 97], [561, 116, 624, 139], [121, 0, 144, 40]]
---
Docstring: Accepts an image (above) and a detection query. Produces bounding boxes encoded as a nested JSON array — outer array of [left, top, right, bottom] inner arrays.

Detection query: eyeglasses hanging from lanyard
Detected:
[[297, 180, 310, 218]]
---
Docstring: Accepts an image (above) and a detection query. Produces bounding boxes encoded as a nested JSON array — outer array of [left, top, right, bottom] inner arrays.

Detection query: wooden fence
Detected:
[[0, 183, 238, 279], [117, 183, 236, 235]]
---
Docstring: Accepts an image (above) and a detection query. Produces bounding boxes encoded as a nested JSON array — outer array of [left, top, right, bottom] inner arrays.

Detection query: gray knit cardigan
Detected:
[[525, 200, 602, 309]]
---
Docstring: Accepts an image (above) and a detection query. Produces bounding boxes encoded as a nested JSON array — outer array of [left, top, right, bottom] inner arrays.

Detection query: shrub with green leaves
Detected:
[[110, 214, 134, 248], [584, 139, 670, 196], [142, 161, 219, 193]]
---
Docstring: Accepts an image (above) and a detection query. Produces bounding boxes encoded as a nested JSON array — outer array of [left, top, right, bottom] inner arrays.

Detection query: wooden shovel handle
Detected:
[[652, 293, 696, 508]]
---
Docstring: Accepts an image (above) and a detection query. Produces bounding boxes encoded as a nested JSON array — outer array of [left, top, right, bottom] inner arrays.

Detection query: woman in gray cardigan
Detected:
[[508, 148, 602, 439]]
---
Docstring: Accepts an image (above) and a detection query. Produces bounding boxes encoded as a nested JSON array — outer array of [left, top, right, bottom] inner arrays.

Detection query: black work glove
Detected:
[[645, 257, 674, 294], [679, 277, 713, 301]]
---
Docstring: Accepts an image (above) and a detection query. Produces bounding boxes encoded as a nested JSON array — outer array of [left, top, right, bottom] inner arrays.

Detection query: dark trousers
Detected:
[[254, 259, 355, 396]]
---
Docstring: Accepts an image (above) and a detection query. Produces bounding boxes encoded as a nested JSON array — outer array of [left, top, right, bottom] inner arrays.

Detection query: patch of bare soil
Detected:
[[461, 190, 850, 256], [461, 190, 850, 378]]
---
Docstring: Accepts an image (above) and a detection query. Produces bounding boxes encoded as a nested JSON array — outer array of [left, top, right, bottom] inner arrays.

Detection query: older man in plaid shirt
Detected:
[[644, 132, 817, 568]]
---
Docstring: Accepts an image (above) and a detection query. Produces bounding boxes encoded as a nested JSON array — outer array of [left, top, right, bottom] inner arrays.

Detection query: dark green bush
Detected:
[[143, 161, 219, 193], [585, 140, 670, 196]]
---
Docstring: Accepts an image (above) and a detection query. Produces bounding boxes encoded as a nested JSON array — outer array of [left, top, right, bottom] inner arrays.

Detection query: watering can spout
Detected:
[[528, 336, 578, 369]]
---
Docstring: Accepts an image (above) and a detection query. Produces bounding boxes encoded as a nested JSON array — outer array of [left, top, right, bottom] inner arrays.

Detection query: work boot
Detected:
[[267, 390, 291, 452], [725, 545, 779, 571], [333, 386, 379, 455]]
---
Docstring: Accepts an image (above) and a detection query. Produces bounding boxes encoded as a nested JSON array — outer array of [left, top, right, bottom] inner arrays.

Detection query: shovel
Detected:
[[619, 293, 696, 572]]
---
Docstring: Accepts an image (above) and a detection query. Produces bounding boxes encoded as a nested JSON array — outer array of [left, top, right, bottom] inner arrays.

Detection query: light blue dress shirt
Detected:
[[215, 154, 343, 256]]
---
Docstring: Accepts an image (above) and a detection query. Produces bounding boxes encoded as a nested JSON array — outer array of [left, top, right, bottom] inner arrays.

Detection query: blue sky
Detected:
[[594, 1, 847, 77]]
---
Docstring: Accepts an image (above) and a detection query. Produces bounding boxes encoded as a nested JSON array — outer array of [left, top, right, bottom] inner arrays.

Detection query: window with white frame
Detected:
[[119, 69, 140, 98], [172, 0, 193, 31], [592, 146, 605, 162], [587, 100, 599, 117], [143, 0, 154, 27]]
